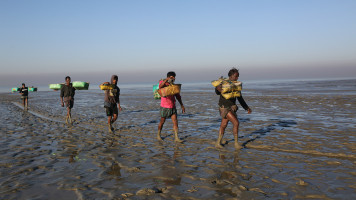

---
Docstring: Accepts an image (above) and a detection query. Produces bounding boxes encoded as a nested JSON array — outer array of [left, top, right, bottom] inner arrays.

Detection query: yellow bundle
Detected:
[[222, 91, 241, 99], [221, 81, 242, 93], [158, 84, 181, 97], [212, 77, 243, 99], [99, 83, 115, 90], [211, 77, 225, 87]]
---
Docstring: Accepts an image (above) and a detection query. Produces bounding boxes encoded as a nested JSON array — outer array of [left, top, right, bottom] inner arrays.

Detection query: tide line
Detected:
[[12, 102, 64, 123], [246, 144, 356, 160]]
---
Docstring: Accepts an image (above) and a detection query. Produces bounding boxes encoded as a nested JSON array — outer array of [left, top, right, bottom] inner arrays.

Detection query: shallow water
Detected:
[[1, 79, 356, 199]]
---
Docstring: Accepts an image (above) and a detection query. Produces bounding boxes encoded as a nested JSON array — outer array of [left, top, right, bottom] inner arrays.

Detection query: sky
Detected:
[[1, 0, 355, 86]]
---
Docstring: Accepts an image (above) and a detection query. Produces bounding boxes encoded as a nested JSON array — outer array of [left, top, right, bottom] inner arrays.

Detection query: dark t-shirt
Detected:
[[19, 87, 28, 96], [104, 85, 120, 104], [60, 84, 76, 98], [215, 87, 249, 110]]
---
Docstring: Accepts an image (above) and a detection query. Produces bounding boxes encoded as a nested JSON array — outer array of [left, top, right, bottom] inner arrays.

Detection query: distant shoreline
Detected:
[[1, 77, 355, 94]]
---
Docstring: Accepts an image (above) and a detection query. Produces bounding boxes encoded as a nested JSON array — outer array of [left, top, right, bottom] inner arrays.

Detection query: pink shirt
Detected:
[[160, 80, 179, 108]]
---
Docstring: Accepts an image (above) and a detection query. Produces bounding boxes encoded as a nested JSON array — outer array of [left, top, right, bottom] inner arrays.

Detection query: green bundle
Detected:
[[72, 81, 89, 90]]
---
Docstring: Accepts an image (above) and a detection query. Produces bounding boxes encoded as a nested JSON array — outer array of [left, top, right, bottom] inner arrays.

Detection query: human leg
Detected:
[[111, 114, 118, 131], [108, 115, 113, 132], [226, 111, 241, 149], [110, 104, 119, 131], [157, 117, 166, 141], [65, 99, 74, 124], [68, 107, 72, 124], [106, 105, 116, 132], [22, 97, 26, 108], [112, 114, 118, 123], [25, 98, 28, 110], [65, 107, 70, 123], [216, 118, 229, 148], [171, 114, 183, 143]]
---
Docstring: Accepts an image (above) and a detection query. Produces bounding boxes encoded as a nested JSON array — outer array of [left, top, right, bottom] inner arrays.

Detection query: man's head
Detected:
[[65, 76, 71, 85], [167, 71, 176, 78], [22, 83, 25, 88], [228, 68, 239, 81], [111, 75, 118, 85], [167, 71, 176, 83]]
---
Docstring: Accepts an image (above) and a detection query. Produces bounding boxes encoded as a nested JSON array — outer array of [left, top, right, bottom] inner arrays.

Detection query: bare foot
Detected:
[[108, 124, 114, 133], [175, 138, 183, 143], [157, 135, 163, 142], [215, 142, 224, 148], [234, 142, 243, 150]]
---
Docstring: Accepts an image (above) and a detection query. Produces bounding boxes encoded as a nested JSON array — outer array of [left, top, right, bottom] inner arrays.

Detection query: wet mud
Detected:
[[1, 79, 355, 199]]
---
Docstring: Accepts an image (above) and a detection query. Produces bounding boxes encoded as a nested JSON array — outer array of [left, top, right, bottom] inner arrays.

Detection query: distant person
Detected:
[[104, 75, 122, 133], [157, 71, 185, 142], [19, 83, 28, 110], [60, 76, 76, 124], [215, 68, 252, 149]]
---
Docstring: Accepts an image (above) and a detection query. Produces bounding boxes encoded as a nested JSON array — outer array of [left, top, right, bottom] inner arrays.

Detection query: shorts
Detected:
[[160, 107, 177, 118], [21, 96, 28, 99], [64, 97, 74, 109], [106, 103, 118, 116], [219, 105, 238, 119]]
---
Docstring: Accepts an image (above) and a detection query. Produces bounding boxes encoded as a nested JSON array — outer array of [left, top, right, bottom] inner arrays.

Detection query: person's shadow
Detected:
[[241, 119, 297, 147]]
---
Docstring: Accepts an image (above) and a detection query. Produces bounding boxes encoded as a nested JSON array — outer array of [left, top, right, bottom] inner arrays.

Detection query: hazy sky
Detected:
[[1, 0, 355, 86]]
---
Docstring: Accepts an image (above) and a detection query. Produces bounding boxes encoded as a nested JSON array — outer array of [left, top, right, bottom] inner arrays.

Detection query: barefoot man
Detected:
[[157, 71, 185, 142], [215, 68, 252, 149], [19, 83, 28, 110], [60, 76, 75, 124], [104, 75, 122, 133]]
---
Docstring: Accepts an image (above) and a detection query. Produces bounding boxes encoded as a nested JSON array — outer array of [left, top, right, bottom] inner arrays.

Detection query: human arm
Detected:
[[72, 87, 76, 97], [175, 93, 185, 113], [159, 79, 167, 89], [117, 102, 122, 111], [60, 88, 64, 107], [215, 85, 222, 95], [159, 77, 173, 89], [116, 87, 122, 111], [117, 97, 122, 111], [60, 97, 64, 107], [237, 96, 252, 114]]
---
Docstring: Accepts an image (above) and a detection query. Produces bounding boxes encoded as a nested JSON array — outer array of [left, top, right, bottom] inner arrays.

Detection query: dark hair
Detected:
[[22, 83, 25, 86], [167, 71, 176, 77], [65, 76, 71, 81], [228, 68, 239, 77]]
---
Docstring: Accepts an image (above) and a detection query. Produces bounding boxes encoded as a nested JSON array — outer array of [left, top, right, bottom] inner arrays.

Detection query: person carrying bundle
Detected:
[[104, 75, 122, 133], [60, 76, 76, 124], [157, 71, 185, 142], [19, 83, 28, 111], [214, 68, 252, 150]]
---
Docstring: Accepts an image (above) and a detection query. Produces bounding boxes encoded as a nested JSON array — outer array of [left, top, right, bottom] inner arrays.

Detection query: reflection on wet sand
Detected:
[[1, 79, 356, 199]]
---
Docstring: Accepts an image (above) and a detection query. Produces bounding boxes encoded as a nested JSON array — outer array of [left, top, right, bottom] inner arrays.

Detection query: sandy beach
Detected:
[[1, 79, 355, 199]]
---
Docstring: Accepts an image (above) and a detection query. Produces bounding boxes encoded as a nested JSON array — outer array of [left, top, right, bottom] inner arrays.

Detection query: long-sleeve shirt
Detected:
[[215, 87, 249, 110]]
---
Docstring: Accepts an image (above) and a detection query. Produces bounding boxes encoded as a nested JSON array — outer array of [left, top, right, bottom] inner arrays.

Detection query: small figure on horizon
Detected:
[[60, 76, 76, 124], [19, 83, 28, 111], [215, 68, 252, 150], [157, 71, 185, 142], [104, 75, 122, 133]]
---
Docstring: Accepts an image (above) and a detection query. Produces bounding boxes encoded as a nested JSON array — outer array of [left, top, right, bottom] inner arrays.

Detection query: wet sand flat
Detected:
[[1, 79, 355, 199]]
